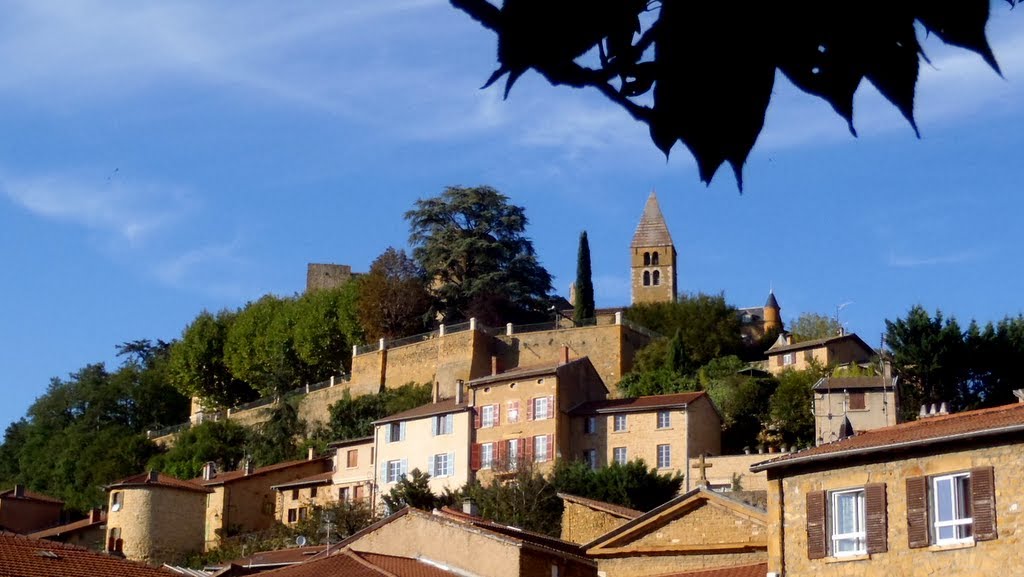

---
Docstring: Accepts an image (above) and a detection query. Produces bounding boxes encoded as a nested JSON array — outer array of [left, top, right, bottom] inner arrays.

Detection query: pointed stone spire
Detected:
[[631, 191, 674, 248]]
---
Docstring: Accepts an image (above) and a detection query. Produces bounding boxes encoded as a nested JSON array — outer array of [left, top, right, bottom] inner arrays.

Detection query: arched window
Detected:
[[643, 252, 651, 266], [653, 270, 661, 285], [643, 271, 651, 286], [652, 251, 660, 266]]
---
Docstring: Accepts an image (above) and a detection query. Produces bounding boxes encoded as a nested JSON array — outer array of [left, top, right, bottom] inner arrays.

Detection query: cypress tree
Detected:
[[574, 231, 596, 325]]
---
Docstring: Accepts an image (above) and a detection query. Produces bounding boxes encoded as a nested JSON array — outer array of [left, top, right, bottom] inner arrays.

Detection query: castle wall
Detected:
[[107, 486, 206, 564]]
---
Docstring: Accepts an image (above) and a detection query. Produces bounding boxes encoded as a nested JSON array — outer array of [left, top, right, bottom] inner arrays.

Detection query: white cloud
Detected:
[[886, 249, 985, 268]]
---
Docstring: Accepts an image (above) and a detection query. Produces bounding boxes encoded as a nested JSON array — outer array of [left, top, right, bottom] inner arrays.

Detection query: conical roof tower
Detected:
[[630, 191, 677, 304]]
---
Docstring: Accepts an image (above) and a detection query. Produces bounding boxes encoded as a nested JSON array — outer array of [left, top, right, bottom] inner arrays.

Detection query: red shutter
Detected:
[[971, 467, 997, 541], [806, 491, 827, 560], [509, 400, 518, 423], [524, 437, 534, 463], [906, 476, 929, 548], [776, 355, 783, 367], [526, 398, 534, 421], [473, 407, 482, 429], [494, 404, 500, 426], [547, 395, 555, 419], [546, 434, 554, 461], [470, 443, 481, 471], [865, 483, 888, 554], [497, 440, 508, 469]]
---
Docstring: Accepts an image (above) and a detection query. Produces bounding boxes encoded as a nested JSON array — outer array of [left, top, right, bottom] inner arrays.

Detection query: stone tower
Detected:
[[631, 191, 677, 304], [763, 290, 782, 334]]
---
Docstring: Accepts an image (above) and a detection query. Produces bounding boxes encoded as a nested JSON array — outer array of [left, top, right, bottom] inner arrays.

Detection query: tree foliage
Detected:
[[768, 363, 827, 446], [406, 186, 554, 326], [357, 247, 432, 341], [451, 0, 1016, 187], [573, 231, 596, 325], [147, 420, 250, 480], [697, 356, 775, 453], [382, 468, 458, 513], [290, 499, 378, 545], [625, 294, 743, 367], [169, 310, 256, 409], [551, 459, 682, 513], [790, 312, 843, 342], [327, 382, 433, 441], [464, 463, 563, 536]]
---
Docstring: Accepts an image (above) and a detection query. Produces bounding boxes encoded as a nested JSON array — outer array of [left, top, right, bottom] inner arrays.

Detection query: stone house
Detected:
[[0, 532, 176, 577], [29, 509, 106, 550], [273, 437, 376, 526], [812, 376, 898, 445], [558, 493, 642, 545], [468, 353, 608, 481], [751, 398, 1024, 577], [374, 396, 471, 509], [194, 454, 332, 549], [104, 471, 210, 564], [568, 392, 722, 489], [272, 472, 335, 527], [764, 332, 875, 375], [0, 485, 64, 534], [337, 505, 597, 577], [582, 487, 768, 577]]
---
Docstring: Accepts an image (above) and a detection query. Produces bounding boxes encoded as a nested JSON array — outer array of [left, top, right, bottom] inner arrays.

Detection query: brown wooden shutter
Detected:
[[470, 443, 481, 471], [547, 395, 555, 419], [546, 434, 554, 461], [473, 408, 482, 429], [906, 476, 929, 548], [806, 490, 827, 559], [865, 483, 888, 554], [523, 437, 534, 463], [497, 440, 508, 469], [971, 466, 997, 541], [527, 398, 535, 421], [494, 404, 500, 426]]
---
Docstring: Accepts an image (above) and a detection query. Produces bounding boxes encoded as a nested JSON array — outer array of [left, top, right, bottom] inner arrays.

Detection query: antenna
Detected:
[[835, 301, 854, 329]]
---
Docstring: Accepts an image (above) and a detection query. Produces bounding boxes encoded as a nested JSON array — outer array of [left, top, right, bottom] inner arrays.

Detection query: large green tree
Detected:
[[464, 463, 563, 536], [357, 247, 432, 341], [573, 231, 595, 325], [885, 306, 968, 420], [147, 419, 250, 480], [625, 294, 743, 366], [406, 185, 554, 326], [768, 363, 827, 446], [789, 312, 843, 342], [551, 459, 682, 513], [292, 285, 360, 379], [327, 382, 433, 441], [224, 295, 304, 397], [169, 310, 256, 408]]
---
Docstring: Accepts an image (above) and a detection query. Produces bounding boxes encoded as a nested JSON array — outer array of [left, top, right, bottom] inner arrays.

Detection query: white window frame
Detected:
[[613, 414, 627, 432], [434, 413, 454, 436], [481, 443, 495, 469], [932, 473, 973, 544], [534, 435, 549, 462], [432, 452, 454, 478], [656, 444, 671, 468], [507, 439, 519, 470], [829, 488, 866, 556], [657, 411, 671, 429], [783, 352, 796, 366], [386, 459, 406, 484], [534, 397, 550, 421], [481, 404, 497, 428], [507, 401, 520, 424], [613, 447, 627, 465]]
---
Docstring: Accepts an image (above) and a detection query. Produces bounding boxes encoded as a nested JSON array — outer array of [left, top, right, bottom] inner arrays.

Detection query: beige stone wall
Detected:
[[333, 441, 376, 487], [561, 502, 631, 544], [597, 551, 765, 577], [349, 512, 521, 577], [375, 409, 471, 508], [814, 389, 897, 445], [626, 502, 765, 548], [770, 441, 1024, 577], [630, 245, 676, 305], [277, 483, 336, 526], [297, 381, 378, 427], [351, 349, 386, 390], [203, 487, 227, 548], [59, 525, 107, 551], [107, 486, 206, 564], [691, 454, 768, 492]]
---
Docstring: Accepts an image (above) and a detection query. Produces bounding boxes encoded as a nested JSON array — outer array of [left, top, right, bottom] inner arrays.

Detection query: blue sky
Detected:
[[2, 2, 1023, 432]]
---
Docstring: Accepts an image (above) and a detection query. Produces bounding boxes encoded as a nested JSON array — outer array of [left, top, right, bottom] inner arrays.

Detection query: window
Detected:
[[291, 489, 299, 500], [385, 459, 407, 484], [583, 449, 597, 470], [507, 439, 519, 470], [534, 435, 550, 462], [583, 416, 596, 434], [111, 492, 123, 512], [532, 396, 552, 420], [347, 449, 358, 468], [298, 507, 308, 522], [848, 392, 866, 411], [613, 414, 627, 432], [339, 487, 349, 502], [932, 473, 973, 543], [354, 485, 365, 501], [643, 252, 651, 265], [481, 404, 497, 428], [830, 489, 866, 556], [652, 251, 660, 265], [287, 509, 297, 523], [433, 413, 454, 435], [107, 527, 122, 553], [907, 468, 996, 548], [652, 270, 661, 285], [310, 486, 318, 498], [481, 443, 495, 469], [613, 447, 627, 465], [643, 271, 651, 286], [783, 352, 796, 366], [432, 453, 455, 477], [657, 411, 671, 429], [387, 422, 406, 443], [657, 444, 671, 468], [507, 401, 520, 424]]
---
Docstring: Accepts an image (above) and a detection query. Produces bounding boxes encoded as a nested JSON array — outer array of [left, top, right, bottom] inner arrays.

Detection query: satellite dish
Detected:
[[296, 536, 307, 547]]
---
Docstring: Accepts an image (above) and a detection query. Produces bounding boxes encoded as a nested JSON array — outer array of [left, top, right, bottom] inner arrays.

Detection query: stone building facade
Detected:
[[104, 472, 210, 564], [0, 485, 63, 534], [752, 399, 1024, 577], [812, 376, 898, 445], [559, 493, 642, 545], [630, 191, 677, 305], [305, 263, 356, 292], [765, 332, 875, 375]]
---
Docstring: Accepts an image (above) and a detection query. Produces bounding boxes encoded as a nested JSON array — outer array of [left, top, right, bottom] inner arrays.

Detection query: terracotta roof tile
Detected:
[[256, 548, 459, 577], [631, 191, 674, 248], [654, 562, 768, 577], [570, 392, 706, 415], [467, 359, 588, 388], [227, 545, 326, 567], [753, 401, 1024, 472], [29, 513, 106, 540], [373, 399, 469, 425], [434, 508, 587, 558], [106, 472, 211, 494], [766, 333, 873, 355], [557, 493, 643, 519], [0, 488, 63, 505], [812, 376, 894, 391], [354, 551, 463, 577], [193, 458, 331, 487], [0, 532, 172, 577]]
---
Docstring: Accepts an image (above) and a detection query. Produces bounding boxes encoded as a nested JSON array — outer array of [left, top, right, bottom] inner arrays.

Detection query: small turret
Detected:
[[763, 290, 782, 333]]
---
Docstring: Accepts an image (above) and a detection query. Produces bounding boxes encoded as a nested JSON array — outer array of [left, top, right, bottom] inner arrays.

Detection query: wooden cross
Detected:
[[692, 454, 713, 487]]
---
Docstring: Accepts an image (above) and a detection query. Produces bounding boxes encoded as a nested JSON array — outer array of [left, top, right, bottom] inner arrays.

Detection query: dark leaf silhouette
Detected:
[[450, 0, 1019, 188]]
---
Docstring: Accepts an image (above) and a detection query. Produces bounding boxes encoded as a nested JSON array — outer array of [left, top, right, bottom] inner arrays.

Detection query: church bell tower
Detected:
[[631, 191, 677, 305]]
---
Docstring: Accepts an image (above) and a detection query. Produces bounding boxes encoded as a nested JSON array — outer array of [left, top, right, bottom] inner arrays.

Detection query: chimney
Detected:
[[203, 462, 217, 481], [13, 484, 24, 498], [91, 508, 103, 523], [491, 355, 501, 376], [1014, 389, 1024, 403], [308, 447, 316, 461], [148, 470, 159, 483], [462, 498, 480, 517], [938, 402, 949, 415], [559, 345, 570, 365], [784, 334, 794, 345], [432, 381, 440, 403], [882, 359, 892, 381], [456, 379, 465, 405], [243, 458, 255, 476], [919, 404, 928, 418]]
